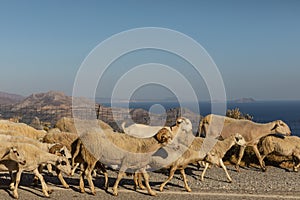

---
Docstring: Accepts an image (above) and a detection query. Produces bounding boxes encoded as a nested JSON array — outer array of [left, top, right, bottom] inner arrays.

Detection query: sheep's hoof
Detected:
[[235, 166, 241, 172], [159, 186, 164, 192], [149, 190, 157, 196], [228, 180, 233, 183], [48, 189, 53, 194], [293, 167, 298, 172], [64, 185, 70, 189], [13, 193, 18, 199], [80, 189, 85, 193], [9, 185, 15, 191], [186, 187, 192, 192], [112, 188, 118, 196]]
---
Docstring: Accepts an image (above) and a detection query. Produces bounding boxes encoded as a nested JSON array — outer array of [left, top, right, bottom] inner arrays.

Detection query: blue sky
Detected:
[[0, 0, 299, 101]]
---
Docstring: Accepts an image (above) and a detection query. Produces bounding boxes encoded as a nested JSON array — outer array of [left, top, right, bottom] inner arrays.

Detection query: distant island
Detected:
[[231, 98, 256, 103]]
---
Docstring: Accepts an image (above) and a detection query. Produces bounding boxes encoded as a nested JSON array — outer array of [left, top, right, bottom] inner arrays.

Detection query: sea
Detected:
[[101, 101, 300, 137]]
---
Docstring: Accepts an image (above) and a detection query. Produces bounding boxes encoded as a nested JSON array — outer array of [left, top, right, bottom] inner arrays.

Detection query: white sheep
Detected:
[[121, 122, 164, 138], [0, 142, 72, 199], [0, 120, 46, 141], [260, 135, 300, 172], [199, 114, 291, 171]]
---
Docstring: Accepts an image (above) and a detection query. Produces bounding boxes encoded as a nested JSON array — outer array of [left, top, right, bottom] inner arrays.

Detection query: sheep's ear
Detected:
[[1, 149, 10, 159], [59, 147, 66, 156], [271, 123, 279, 131], [176, 118, 183, 126]]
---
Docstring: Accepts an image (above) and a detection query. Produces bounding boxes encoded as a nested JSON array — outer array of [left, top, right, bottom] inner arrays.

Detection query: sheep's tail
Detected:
[[121, 122, 126, 133]]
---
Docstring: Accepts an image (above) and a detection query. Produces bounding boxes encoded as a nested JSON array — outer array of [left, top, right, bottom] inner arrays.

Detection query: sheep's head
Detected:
[[234, 133, 246, 146], [56, 156, 72, 176], [271, 120, 291, 136], [1, 147, 26, 165], [155, 128, 173, 145], [176, 117, 193, 133]]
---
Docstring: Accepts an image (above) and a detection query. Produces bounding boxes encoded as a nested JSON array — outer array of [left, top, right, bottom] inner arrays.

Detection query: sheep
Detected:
[[71, 123, 179, 196], [71, 138, 109, 194], [0, 142, 72, 199], [0, 134, 71, 187], [121, 122, 164, 138], [200, 133, 246, 182], [0, 120, 46, 141], [260, 135, 300, 172], [146, 133, 246, 192], [199, 114, 291, 171], [55, 117, 113, 133]]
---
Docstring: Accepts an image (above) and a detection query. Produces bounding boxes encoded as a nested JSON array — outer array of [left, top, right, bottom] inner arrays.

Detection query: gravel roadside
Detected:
[[0, 165, 299, 200]]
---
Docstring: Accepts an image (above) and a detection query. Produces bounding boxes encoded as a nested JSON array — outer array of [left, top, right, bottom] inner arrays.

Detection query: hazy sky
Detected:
[[0, 0, 299, 101]]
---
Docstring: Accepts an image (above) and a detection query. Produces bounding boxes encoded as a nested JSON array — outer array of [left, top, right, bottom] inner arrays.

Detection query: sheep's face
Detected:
[[155, 128, 173, 145], [56, 156, 72, 176], [59, 146, 72, 159], [234, 133, 246, 146], [4, 147, 26, 165], [177, 117, 193, 133], [271, 120, 291, 136]]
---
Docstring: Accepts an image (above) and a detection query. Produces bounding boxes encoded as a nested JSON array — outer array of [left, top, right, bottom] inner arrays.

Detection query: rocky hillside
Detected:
[[0, 91, 201, 133], [0, 91, 24, 105]]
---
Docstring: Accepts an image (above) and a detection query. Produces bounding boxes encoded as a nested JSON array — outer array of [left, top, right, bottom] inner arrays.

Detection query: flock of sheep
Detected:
[[0, 113, 299, 199]]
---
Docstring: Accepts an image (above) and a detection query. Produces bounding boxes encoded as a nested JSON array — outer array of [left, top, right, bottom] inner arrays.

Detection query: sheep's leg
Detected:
[[9, 171, 15, 190], [133, 172, 145, 190], [201, 162, 209, 181], [293, 156, 300, 172], [112, 171, 125, 196], [141, 170, 156, 196], [138, 172, 146, 190], [33, 165, 44, 186], [79, 164, 86, 193], [220, 159, 232, 183], [160, 166, 177, 192], [85, 167, 96, 195], [103, 169, 109, 191], [180, 169, 191, 192], [133, 172, 139, 190], [56, 168, 69, 188], [260, 153, 268, 170], [47, 163, 54, 176], [33, 168, 51, 197], [12, 170, 22, 199], [96, 164, 109, 191], [71, 163, 79, 176], [252, 145, 266, 171], [235, 146, 245, 172]]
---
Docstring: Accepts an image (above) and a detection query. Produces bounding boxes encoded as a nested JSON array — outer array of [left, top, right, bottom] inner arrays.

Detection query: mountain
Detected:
[[12, 91, 94, 111], [0, 91, 24, 105]]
